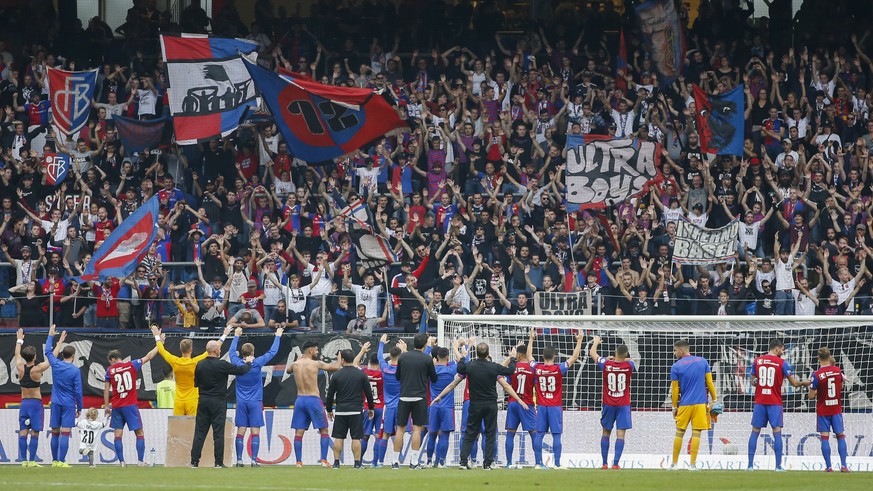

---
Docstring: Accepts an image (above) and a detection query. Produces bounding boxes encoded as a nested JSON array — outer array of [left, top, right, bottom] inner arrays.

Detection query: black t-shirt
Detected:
[[396, 350, 438, 399]]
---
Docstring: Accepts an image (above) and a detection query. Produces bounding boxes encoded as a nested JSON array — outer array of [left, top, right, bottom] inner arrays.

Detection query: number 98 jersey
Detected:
[[105, 359, 143, 408], [597, 358, 636, 406], [753, 354, 793, 405]]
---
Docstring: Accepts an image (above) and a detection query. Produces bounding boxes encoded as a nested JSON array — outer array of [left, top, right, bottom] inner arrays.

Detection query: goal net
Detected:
[[437, 315, 873, 471]]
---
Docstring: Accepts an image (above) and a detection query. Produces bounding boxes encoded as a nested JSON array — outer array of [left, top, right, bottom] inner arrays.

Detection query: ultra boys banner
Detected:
[[672, 216, 740, 265], [565, 134, 662, 211]]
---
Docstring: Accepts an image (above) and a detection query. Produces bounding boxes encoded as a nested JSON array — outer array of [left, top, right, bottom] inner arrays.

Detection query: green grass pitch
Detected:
[[0, 466, 870, 490]]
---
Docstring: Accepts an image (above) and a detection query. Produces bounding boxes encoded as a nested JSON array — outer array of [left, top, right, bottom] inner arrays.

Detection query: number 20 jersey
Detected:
[[105, 360, 143, 408]]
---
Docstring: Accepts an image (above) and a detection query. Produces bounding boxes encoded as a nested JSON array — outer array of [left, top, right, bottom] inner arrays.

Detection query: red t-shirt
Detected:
[[95, 219, 115, 242], [753, 354, 793, 405], [94, 278, 120, 318], [597, 358, 635, 406], [811, 365, 844, 416], [236, 152, 259, 181], [530, 361, 567, 407], [106, 359, 142, 407], [240, 290, 265, 318], [508, 361, 536, 406], [363, 368, 384, 409]]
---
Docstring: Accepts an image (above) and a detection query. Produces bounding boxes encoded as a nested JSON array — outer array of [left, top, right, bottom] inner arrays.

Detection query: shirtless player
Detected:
[[286, 340, 340, 467]]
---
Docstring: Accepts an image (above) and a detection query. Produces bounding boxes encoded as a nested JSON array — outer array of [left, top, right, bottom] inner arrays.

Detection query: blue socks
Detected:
[[58, 432, 70, 462], [437, 432, 450, 464], [837, 434, 848, 468], [320, 434, 330, 461], [506, 431, 516, 465], [135, 435, 145, 463], [251, 435, 260, 462], [553, 434, 563, 467], [28, 435, 39, 461], [378, 437, 388, 463], [18, 435, 27, 462], [821, 435, 832, 469], [426, 431, 437, 462], [600, 436, 610, 466], [361, 436, 370, 461], [774, 432, 783, 469], [294, 436, 303, 463], [533, 432, 544, 465], [747, 432, 759, 468], [235, 435, 245, 461], [50, 433, 59, 461], [614, 438, 625, 466], [114, 437, 124, 463]]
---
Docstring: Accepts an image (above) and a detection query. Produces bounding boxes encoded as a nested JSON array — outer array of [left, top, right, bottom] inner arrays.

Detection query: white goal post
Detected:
[[437, 315, 873, 470]]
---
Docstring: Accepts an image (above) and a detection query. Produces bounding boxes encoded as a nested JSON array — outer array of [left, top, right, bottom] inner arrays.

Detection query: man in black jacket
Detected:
[[326, 346, 374, 469], [445, 342, 528, 470], [190, 340, 253, 468], [393, 333, 437, 469]]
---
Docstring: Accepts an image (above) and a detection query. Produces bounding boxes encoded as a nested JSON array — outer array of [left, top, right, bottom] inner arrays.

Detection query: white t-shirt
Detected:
[[774, 258, 795, 290], [40, 218, 72, 242], [738, 221, 759, 250], [350, 284, 383, 318], [785, 117, 808, 138], [792, 288, 817, 316], [830, 278, 856, 312], [260, 271, 283, 307], [687, 212, 708, 228], [278, 283, 312, 313], [355, 166, 380, 195], [755, 269, 775, 292], [611, 109, 636, 138], [306, 264, 334, 297], [137, 89, 157, 116], [662, 207, 684, 226], [76, 419, 106, 452]]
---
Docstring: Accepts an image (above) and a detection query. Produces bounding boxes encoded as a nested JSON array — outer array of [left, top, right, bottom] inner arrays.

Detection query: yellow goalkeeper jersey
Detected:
[[156, 342, 209, 401]]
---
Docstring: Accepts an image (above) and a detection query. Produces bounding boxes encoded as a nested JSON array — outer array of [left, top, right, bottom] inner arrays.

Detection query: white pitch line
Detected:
[[0, 480, 356, 491]]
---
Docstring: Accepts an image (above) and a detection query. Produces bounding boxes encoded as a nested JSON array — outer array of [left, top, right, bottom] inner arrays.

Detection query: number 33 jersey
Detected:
[[530, 361, 569, 407], [597, 358, 636, 406], [106, 359, 143, 408]]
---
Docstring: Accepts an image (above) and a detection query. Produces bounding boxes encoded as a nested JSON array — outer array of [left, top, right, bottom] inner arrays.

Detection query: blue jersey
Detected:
[[670, 355, 712, 406], [45, 335, 83, 411], [230, 335, 280, 402], [378, 341, 400, 408], [430, 362, 458, 409]]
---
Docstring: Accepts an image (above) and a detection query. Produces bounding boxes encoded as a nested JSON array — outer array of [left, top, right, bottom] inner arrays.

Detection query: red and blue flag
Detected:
[[47, 67, 98, 138], [75, 195, 161, 282], [692, 84, 745, 156], [42, 152, 70, 187], [113, 114, 168, 154], [243, 58, 407, 162], [160, 34, 259, 144]]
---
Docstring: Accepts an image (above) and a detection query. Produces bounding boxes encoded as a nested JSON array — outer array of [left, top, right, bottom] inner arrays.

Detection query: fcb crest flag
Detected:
[[692, 84, 745, 156], [75, 195, 161, 282], [160, 34, 259, 145], [42, 152, 70, 186], [243, 58, 407, 162], [47, 67, 98, 138], [114, 114, 168, 154]]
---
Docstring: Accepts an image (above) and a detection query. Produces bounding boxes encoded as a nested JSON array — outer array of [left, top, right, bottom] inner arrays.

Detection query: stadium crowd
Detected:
[[3, 0, 873, 333]]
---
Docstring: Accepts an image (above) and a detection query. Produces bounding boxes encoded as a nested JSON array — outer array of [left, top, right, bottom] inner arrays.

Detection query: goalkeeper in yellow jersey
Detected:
[[669, 339, 717, 470], [150, 324, 229, 415]]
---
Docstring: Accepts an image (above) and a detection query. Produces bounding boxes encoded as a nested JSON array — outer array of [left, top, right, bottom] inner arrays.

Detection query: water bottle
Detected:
[[149, 447, 156, 467]]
